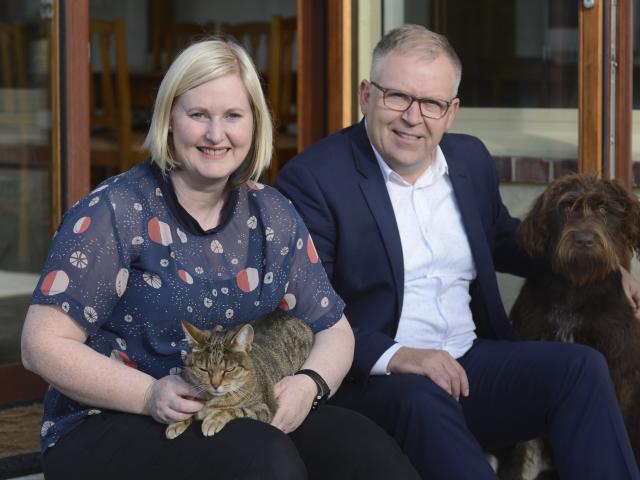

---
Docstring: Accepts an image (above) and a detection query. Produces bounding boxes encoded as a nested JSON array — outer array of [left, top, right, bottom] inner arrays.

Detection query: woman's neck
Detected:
[[169, 170, 229, 231]]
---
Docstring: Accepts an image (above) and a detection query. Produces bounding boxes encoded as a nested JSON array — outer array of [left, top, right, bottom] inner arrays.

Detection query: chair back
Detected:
[[268, 16, 296, 133], [0, 23, 27, 113], [0, 23, 27, 88], [89, 19, 133, 172], [220, 21, 270, 71], [152, 22, 214, 73]]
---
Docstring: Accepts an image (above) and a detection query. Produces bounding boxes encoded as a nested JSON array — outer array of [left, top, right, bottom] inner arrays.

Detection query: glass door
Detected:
[[0, 0, 57, 368]]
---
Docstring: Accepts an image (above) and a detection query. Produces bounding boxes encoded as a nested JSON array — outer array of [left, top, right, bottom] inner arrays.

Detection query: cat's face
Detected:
[[181, 321, 256, 399]]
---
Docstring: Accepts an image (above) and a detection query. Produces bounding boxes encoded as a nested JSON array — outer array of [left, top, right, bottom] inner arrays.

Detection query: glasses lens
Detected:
[[383, 90, 412, 112], [419, 99, 447, 119]]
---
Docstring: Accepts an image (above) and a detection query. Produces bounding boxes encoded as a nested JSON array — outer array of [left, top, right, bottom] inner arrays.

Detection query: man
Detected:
[[275, 25, 640, 479]]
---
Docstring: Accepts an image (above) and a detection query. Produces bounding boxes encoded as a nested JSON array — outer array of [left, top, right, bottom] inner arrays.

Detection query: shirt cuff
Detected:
[[370, 343, 403, 376]]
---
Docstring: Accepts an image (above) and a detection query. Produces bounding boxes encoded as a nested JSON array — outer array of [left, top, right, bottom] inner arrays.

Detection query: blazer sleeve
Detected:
[[276, 156, 399, 380]]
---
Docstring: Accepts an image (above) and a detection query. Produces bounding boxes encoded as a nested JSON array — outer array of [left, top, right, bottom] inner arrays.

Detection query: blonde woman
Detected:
[[22, 39, 418, 480]]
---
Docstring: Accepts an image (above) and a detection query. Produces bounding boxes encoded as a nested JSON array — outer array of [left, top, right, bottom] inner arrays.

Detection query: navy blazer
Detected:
[[275, 121, 530, 381]]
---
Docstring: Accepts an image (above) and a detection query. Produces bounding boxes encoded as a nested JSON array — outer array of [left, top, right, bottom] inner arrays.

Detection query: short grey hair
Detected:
[[143, 38, 272, 188], [370, 24, 462, 97]]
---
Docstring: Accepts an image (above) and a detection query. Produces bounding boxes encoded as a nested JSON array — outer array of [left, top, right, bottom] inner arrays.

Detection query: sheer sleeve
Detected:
[[31, 186, 134, 335], [256, 186, 345, 332]]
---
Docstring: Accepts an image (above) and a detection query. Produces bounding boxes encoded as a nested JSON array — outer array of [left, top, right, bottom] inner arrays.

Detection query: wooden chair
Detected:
[[89, 19, 147, 176], [267, 16, 297, 184], [0, 22, 27, 113], [0, 22, 33, 265], [219, 21, 270, 72], [152, 22, 214, 73]]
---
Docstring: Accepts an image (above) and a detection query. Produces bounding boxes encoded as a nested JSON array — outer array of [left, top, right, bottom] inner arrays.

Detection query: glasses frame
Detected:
[[369, 81, 454, 120]]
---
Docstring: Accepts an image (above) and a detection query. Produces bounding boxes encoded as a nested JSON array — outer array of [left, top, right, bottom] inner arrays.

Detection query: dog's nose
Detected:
[[573, 231, 595, 248]]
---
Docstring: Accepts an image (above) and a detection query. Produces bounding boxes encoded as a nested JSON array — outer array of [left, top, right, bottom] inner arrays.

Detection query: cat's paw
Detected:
[[166, 419, 192, 439], [201, 415, 231, 436]]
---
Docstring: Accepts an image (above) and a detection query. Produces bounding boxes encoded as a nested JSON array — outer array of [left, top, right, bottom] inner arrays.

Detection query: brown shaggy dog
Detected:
[[500, 174, 640, 479]]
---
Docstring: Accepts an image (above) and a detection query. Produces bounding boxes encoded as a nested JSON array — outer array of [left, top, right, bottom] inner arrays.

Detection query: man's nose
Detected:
[[401, 100, 423, 124]]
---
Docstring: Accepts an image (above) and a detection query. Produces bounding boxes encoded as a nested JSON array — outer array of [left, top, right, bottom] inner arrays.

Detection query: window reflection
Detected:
[[0, 0, 53, 363]]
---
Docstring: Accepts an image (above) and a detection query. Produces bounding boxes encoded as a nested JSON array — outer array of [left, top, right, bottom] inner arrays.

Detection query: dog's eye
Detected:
[[598, 206, 607, 215]]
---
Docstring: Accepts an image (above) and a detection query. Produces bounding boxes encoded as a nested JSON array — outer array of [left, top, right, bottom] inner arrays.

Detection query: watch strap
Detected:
[[295, 369, 330, 410]]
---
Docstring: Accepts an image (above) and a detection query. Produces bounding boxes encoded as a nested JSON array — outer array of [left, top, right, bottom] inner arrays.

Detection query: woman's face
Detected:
[[169, 73, 254, 189]]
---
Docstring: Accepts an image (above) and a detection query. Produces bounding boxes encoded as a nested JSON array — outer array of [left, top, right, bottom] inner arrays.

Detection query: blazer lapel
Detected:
[[350, 123, 405, 320]]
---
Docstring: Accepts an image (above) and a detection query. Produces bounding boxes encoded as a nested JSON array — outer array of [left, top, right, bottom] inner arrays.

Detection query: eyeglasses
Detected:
[[370, 81, 454, 119]]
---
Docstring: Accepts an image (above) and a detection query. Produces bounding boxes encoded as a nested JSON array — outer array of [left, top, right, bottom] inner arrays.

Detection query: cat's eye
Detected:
[[225, 363, 236, 372]]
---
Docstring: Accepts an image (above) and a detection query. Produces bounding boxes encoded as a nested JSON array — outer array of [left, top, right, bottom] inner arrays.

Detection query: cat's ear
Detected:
[[230, 324, 254, 353], [181, 320, 206, 347]]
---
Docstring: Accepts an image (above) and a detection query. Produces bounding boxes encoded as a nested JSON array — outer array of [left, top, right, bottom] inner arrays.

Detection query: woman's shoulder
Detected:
[[244, 181, 298, 211], [61, 161, 161, 231]]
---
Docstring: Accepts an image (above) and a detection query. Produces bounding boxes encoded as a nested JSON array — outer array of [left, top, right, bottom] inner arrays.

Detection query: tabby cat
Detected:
[[166, 310, 314, 439]]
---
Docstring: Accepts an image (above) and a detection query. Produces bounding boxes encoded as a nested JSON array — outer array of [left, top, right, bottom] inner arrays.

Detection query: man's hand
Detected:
[[270, 374, 316, 433], [620, 266, 640, 319], [389, 347, 469, 401]]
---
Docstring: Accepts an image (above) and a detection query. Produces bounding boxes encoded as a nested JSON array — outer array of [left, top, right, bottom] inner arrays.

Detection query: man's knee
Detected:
[[562, 344, 610, 385], [384, 375, 463, 425]]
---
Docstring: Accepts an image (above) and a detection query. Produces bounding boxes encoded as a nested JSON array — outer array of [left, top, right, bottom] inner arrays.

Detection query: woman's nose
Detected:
[[205, 118, 224, 143]]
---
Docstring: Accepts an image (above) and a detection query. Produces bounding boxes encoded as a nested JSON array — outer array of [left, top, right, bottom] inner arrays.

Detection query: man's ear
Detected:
[[444, 98, 460, 132], [358, 80, 371, 117]]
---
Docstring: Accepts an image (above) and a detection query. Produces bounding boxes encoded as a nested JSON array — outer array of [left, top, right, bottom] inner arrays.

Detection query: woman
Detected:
[[21, 39, 418, 479]]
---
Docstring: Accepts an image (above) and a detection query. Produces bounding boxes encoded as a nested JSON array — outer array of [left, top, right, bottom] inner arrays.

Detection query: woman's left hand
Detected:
[[270, 374, 317, 433]]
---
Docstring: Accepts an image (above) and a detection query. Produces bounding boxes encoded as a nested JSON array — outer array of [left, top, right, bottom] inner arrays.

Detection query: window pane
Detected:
[[0, 0, 54, 363]]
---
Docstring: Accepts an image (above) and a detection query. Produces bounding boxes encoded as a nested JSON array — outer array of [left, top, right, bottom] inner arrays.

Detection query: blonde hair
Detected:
[[371, 25, 462, 97], [143, 38, 273, 187]]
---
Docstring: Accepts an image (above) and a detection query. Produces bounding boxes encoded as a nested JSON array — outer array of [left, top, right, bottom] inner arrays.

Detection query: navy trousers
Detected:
[[331, 339, 639, 479]]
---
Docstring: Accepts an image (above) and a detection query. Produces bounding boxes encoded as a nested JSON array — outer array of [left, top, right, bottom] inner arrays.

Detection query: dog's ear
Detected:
[[603, 179, 640, 258], [619, 183, 640, 258], [517, 192, 549, 258]]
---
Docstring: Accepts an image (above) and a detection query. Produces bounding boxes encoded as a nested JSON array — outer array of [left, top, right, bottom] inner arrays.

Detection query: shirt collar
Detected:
[[368, 133, 448, 188]]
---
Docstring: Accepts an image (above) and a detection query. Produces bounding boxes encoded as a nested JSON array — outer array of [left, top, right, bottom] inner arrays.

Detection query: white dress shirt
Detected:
[[370, 144, 478, 375]]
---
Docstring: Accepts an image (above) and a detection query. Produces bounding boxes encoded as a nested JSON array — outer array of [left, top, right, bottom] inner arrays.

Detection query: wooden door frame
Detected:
[[613, 0, 633, 188], [0, 0, 82, 405], [579, 0, 605, 176], [580, 0, 634, 188]]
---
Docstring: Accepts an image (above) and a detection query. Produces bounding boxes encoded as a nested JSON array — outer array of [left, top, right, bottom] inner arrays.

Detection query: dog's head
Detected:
[[517, 174, 640, 286]]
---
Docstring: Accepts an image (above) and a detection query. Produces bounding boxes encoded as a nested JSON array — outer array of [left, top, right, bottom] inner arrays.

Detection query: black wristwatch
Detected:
[[295, 369, 330, 410]]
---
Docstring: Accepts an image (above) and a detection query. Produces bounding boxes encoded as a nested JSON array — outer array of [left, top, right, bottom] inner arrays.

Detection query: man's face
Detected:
[[359, 52, 460, 183]]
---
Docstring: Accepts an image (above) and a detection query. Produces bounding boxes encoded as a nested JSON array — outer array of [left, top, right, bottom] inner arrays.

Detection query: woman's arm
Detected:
[[270, 314, 354, 433], [299, 314, 354, 393], [21, 304, 204, 423]]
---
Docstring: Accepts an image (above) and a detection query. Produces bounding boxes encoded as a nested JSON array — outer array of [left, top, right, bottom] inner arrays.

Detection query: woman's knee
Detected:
[[226, 419, 307, 480]]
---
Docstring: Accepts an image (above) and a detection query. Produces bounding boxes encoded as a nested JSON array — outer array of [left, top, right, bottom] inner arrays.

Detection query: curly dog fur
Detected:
[[499, 174, 640, 479]]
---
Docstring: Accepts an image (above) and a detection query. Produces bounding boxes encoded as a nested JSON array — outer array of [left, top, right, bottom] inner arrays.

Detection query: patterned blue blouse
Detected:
[[31, 160, 345, 451]]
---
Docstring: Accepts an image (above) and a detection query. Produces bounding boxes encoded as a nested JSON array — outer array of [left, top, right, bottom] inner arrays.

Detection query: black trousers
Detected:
[[43, 405, 419, 480]]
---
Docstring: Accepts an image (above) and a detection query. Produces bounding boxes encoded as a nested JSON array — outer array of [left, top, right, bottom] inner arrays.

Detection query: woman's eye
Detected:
[[226, 112, 242, 120], [190, 112, 205, 119]]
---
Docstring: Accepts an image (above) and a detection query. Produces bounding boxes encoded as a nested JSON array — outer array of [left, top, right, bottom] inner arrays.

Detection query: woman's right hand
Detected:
[[143, 375, 206, 424]]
